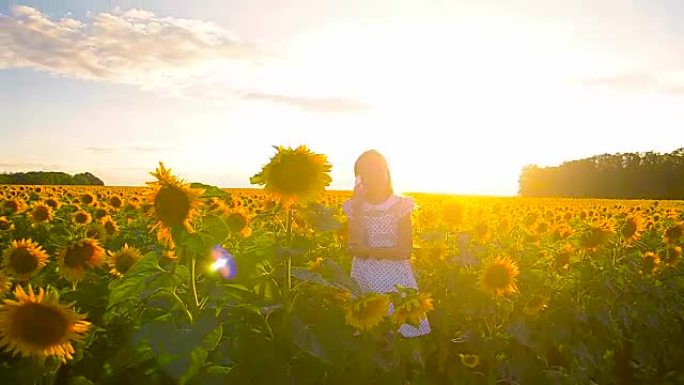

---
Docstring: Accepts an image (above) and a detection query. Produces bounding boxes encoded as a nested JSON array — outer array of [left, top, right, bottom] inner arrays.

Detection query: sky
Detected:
[[1, 0, 684, 195]]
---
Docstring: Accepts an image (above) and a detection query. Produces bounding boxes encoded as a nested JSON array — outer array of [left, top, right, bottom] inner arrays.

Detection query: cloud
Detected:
[[242, 92, 369, 112], [579, 72, 684, 96], [0, 162, 63, 171], [84, 145, 176, 154], [0, 6, 364, 112]]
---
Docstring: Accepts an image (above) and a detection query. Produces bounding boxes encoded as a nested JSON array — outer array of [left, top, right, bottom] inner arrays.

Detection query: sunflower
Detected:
[[29, 202, 53, 225], [641, 252, 661, 275], [2, 199, 26, 214], [2, 239, 48, 281], [480, 256, 520, 296], [106, 244, 142, 278], [44, 198, 61, 210], [79, 193, 96, 206], [58, 239, 106, 282], [664, 223, 683, 244], [460, 353, 480, 369], [393, 292, 434, 326], [73, 210, 92, 225], [108, 195, 123, 209], [579, 220, 615, 251], [0, 274, 11, 297], [0, 285, 90, 362], [620, 215, 644, 244], [93, 208, 108, 220], [225, 209, 250, 233], [442, 201, 465, 228], [146, 162, 203, 248], [344, 293, 390, 331], [0, 216, 13, 232], [250, 145, 332, 207], [100, 215, 119, 237]]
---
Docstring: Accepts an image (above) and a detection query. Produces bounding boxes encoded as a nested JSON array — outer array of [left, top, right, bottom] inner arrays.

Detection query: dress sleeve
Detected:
[[342, 199, 355, 219], [396, 196, 415, 218]]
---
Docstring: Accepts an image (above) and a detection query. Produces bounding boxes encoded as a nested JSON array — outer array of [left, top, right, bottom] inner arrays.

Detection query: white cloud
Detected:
[[0, 6, 365, 111]]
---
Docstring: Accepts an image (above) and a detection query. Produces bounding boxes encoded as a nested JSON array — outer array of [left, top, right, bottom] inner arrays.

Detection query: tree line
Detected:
[[0, 171, 104, 186], [519, 148, 684, 199]]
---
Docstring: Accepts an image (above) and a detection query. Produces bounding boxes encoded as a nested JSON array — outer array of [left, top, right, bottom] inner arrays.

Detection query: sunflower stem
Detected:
[[191, 256, 200, 310]]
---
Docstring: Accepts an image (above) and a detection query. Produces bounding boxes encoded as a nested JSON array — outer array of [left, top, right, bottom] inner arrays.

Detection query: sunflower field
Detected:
[[1, 145, 684, 385]]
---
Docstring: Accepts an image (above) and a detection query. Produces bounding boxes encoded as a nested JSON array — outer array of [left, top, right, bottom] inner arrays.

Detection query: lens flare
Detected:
[[210, 245, 236, 279]]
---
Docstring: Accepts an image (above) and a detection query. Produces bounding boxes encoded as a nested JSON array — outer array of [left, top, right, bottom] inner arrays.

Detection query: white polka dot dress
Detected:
[[343, 195, 431, 337]]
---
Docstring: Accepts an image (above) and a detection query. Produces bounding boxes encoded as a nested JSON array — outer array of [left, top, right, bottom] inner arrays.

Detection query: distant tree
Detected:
[[0, 171, 105, 185], [74, 172, 105, 186], [519, 148, 684, 199]]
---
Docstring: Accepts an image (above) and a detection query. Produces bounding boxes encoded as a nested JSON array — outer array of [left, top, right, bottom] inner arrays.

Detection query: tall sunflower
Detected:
[[146, 162, 203, 247], [344, 293, 390, 331], [393, 292, 434, 326], [250, 145, 332, 207], [0, 285, 90, 362], [480, 256, 520, 296], [58, 239, 105, 282], [620, 215, 644, 244], [2, 239, 48, 281], [29, 202, 53, 225], [106, 244, 142, 278]]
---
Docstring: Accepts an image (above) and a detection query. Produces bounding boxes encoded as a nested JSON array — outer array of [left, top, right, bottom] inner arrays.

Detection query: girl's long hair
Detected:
[[354, 150, 394, 197]]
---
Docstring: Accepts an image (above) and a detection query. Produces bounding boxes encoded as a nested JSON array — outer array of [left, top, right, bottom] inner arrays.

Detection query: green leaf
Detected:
[[199, 215, 230, 246], [321, 258, 362, 295], [68, 376, 95, 385], [290, 315, 331, 364], [301, 203, 342, 231], [108, 251, 163, 309]]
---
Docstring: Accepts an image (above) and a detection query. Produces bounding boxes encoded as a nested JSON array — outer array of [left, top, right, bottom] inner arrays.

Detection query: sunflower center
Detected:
[[109, 196, 122, 208], [484, 265, 512, 289], [114, 253, 138, 275], [13, 303, 69, 346], [64, 244, 95, 268], [155, 186, 191, 227], [226, 213, 248, 232], [621, 221, 637, 238], [0, 218, 10, 231], [104, 221, 117, 235], [270, 156, 318, 195], [4, 201, 19, 212], [9, 247, 39, 275], [74, 213, 90, 224], [32, 206, 50, 222]]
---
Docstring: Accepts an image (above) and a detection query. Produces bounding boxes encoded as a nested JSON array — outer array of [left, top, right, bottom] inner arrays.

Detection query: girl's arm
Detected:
[[347, 200, 367, 252], [353, 214, 413, 260]]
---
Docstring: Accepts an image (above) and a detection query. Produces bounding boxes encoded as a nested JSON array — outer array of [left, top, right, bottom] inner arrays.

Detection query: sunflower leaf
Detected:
[[290, 315, 331, 364]]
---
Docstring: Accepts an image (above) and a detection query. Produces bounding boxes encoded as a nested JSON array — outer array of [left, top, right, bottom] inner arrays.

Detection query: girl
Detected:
[[342, 150, 431, 337]]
